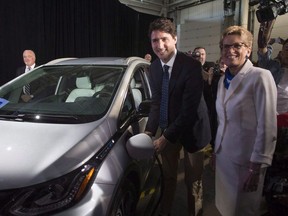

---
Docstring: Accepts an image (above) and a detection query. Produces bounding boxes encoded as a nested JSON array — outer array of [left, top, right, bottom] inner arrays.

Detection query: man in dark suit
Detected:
[[16, 49, 37, 102], [145, 18, 204, 216]]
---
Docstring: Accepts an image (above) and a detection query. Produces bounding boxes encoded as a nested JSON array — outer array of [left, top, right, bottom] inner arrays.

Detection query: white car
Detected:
[[0, 57, 161, 216]]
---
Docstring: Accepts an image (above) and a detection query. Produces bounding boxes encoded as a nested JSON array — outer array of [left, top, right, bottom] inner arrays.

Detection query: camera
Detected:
[[212, 64, 222, 76], [249, 0, 288, 22], [191, 51, 201, 59]]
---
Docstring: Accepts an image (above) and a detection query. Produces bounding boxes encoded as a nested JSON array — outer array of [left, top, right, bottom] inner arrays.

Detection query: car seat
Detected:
[[130, 78, 142, 109], [66, 76, 95, 102]]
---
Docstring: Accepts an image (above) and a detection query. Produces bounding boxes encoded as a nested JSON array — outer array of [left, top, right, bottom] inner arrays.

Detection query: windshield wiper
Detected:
[[0, 113, 79, 123], [0, 114, 21, 120]]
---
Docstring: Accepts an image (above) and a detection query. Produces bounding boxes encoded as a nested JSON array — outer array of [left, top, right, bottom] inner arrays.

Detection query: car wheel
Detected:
[[110, 180, 138, 216]]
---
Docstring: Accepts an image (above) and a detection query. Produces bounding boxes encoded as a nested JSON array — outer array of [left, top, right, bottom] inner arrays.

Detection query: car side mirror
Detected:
[[137, 100, 151, 117], [126, 133, 154, 159]]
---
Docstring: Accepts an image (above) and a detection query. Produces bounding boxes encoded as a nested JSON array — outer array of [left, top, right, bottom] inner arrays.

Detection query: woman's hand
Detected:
[[243, 162, 261, 192]]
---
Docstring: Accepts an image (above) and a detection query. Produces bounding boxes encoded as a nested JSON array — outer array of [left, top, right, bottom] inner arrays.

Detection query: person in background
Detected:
[[190, 47, 220, 148], [202, 57, 226, 85], [16, 49, 37, 102], [16, 50, 37, 77], [144, 53, 152, 62], [144, 18, 204, 216], [214, 25, 277, 216], [267, 36, 284, 61], [187, 46, 221, 214], [192, 47, 215, 72], [257, 19, 288, 115], [202, 57, 227, 149]]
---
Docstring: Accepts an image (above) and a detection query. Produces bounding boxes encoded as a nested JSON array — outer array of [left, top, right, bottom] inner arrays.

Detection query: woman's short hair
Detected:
[[219, 25, 253, 49]]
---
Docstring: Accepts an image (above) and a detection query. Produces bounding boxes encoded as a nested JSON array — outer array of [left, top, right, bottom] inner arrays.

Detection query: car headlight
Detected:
[[3, 139, 115, 216], [5, 164, 95, 216]]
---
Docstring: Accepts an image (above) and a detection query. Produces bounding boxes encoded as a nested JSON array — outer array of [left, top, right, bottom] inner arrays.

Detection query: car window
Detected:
[[118, 65, 150, 127], [130, 66, 151, 107], [0, 65, 124, 123], [119, 89, 134, 126]]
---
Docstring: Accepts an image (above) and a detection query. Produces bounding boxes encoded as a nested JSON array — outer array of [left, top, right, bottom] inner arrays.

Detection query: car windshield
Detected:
[[0, 65, 124, 123]]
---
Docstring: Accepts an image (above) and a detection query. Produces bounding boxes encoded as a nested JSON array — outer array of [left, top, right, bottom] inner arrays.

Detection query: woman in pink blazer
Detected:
[[214, 26, 277, 216]]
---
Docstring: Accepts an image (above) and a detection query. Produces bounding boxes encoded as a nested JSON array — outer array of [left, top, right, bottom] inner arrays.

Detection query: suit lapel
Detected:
[[224, 60, 253, 104], [218, 76, 226, 105], [223, 72, 244, 103], [169, 52, 183, 94], [155, 59, 163, 80]]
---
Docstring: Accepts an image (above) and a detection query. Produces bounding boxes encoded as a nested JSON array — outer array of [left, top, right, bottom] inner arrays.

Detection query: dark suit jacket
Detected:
[[16, 65, 39, 93], [16, 65, 38, 76], [145, 51, 203, 153], [16, 66, 26, 77]]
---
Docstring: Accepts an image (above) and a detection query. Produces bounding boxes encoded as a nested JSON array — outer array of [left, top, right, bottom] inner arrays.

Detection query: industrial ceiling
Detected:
[[118, 0, 213, 17]]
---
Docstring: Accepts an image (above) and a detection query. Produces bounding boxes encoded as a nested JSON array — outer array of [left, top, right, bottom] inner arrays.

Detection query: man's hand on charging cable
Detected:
[[153, 135, 170, 154]]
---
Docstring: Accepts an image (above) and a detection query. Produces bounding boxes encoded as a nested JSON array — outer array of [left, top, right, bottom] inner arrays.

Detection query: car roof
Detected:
[[45, 57, 148, 66]]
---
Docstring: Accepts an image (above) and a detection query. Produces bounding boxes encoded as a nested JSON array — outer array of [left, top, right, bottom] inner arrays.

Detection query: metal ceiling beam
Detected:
[[119, 0, 163, 16], [119, 0, 214, 17], [168, 0, 215, 10], [168, 0, 200, 7]]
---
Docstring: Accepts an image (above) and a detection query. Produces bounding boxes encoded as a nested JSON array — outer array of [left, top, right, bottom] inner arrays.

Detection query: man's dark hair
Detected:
[[193, 47, 206, 52], [148, 18, 176, 39]]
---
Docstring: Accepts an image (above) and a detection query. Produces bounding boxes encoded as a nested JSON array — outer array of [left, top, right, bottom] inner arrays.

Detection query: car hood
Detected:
[[0, 120, 109, 189]]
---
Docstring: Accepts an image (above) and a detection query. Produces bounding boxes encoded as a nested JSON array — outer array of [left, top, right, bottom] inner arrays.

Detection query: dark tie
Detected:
[[24, 67, 31, 95], [24, 84, 30, 95], [159, 65, 169, 129]]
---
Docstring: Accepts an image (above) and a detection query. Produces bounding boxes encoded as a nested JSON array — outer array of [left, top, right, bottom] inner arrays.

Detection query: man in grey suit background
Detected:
[[145, 18, 208, 216]]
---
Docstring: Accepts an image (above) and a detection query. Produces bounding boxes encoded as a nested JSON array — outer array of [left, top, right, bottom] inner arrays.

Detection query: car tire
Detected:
[[109, 179, 138, 216]]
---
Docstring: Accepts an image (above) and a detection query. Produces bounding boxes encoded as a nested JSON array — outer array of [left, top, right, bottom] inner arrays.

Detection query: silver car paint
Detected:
[[0, 119, 111, 189]]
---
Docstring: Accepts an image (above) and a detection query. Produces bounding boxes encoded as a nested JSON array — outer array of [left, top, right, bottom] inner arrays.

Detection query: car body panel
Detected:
[[0, 120, 107, 189]]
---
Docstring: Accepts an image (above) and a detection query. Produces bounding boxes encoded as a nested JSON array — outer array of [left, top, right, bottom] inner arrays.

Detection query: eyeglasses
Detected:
[[221, 42, 247, 50]]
